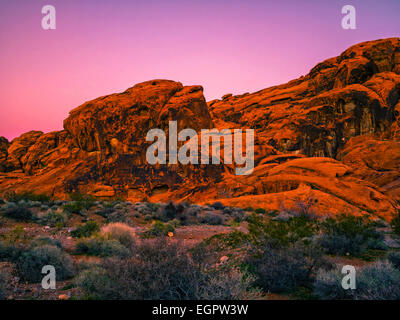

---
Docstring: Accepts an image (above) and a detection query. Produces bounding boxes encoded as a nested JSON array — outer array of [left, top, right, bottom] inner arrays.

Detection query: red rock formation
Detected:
[[1, 38, 399, 220]]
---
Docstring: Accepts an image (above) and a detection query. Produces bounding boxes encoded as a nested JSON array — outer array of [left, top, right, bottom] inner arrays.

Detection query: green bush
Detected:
[[95, 207, 115, 218], [17, 245, 75, 283], [63, 193, 95, 214], [247, 213, 319, 248], [0, 241, 22, 262], [29, 237, 62, 249], [142, 221, 174, 238], [1, 226, 31, 244], [146, 202, 159, 213], [75, 237, 129, 257], [39, 210, 68, 227], [318, 214, 384, 256], [71, 221, 100, 238]]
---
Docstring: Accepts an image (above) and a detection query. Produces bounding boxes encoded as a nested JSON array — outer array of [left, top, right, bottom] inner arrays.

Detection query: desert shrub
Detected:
[[95, 207, 115, 218], [74, 266, 110, 299], [76, 239, 253, 300], [106, 209, 130, 224], [29, 237, 62, 249], [315, 260, 400, 300], [71, 221, 100, 238], [229, 209, 245, 223], [0, 241, 22, 262], [2, 202, 33, 222], [244, 207, 254, 212], [159, 202, 178, 221], [254, 208, 266, 214], [169, 218, 181, 228], [391, 211, 400, 235], [211, 202, 224, 210], [315, 261, 400, 300], [196, 269, 259, 300], [155, 202, 192, 224], [100, 223, 135, 249], [63, 193, 95, 214], [318, 214, 384, 256], [38, 210, 68, 227], [200, 213, 319, 254], [4, 191, 51, 203], [178, 208, 199, 226], [388, 251, 400, 270], [247, 213, 319, 248], [244, 242, 326, 293], [353, 261, 400, 299], [1, 225, 31, 244], [199, 212, 224, 225], [142, 221, 174, 238], [365, 237, 388, 251], [146, 202, 159, 213], [17, 245, 75, 283], [314, 267, 353, 300], [186, 206, 201, 217], [75, 237, 129, 258], [291, 198, 318, 216], [63, 202, 82, 214], [268, 210, 279, 217], [318, 234, 365, 256]]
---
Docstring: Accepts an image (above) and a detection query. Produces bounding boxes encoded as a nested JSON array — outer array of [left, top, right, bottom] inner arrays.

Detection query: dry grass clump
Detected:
[[100, 222, 136, 248]]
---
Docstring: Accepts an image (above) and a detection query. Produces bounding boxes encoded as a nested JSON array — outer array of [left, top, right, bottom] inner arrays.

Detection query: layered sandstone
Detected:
[[1, 38, 399, 220]]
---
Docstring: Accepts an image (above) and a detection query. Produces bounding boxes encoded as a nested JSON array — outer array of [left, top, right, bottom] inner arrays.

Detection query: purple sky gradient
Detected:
[[0, 0, 399, 140]]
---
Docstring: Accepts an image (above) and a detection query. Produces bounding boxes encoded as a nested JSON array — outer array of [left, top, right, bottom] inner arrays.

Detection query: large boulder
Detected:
[[63, 80, 212, 161]]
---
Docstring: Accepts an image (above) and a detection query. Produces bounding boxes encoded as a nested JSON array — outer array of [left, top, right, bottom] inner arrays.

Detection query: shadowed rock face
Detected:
[[1, 38, 400, 220]]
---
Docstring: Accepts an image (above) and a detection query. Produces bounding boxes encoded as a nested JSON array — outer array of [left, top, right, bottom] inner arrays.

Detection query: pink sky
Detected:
[[0, 0, 399, 140]]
